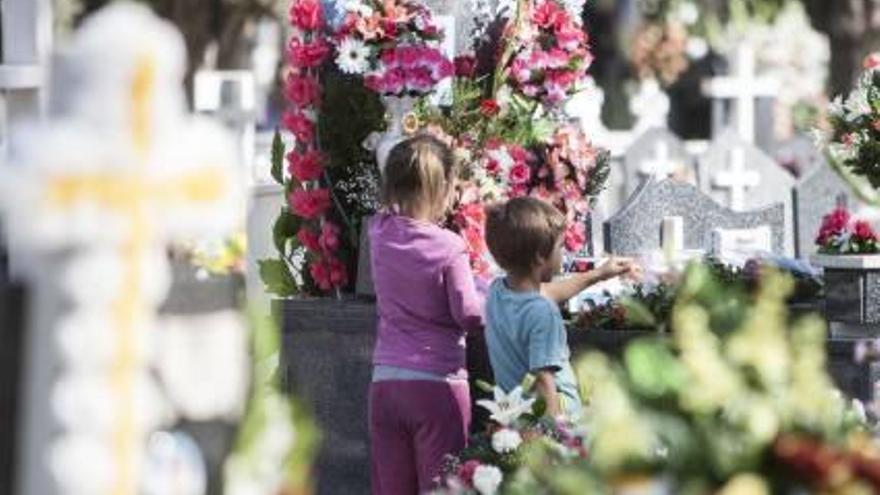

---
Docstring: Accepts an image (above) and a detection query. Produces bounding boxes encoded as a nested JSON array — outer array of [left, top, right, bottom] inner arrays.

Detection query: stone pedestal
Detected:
[[811, 255, 880, 335]]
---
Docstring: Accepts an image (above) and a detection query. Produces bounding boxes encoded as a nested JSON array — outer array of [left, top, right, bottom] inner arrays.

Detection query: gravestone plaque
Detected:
[[793, 161, 856, 258], [699, 130, 796, 254], [623, 128, 696, 197], [604, 178, 786, 256]]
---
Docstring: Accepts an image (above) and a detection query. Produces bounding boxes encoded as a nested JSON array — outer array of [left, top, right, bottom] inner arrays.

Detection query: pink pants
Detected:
[[369, 380, 471, 495]]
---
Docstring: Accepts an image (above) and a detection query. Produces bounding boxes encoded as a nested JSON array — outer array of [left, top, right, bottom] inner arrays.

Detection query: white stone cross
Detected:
[[638, 141, 677, 179], [713, 148, 760, 211], [701, 44, 779, 144], [3, 5, 240, 495], [630, 78, 670, 134]]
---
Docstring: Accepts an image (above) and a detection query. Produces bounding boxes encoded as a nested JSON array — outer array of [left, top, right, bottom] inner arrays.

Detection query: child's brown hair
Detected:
[[485, 197, 567, 276], [382, 134, 458, 220]]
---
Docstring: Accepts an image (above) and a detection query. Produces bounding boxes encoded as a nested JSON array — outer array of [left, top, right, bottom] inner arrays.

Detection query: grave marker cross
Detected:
[[701, 44, 779, 144], [713, 148, 760, 211], [638, 141, 677, 180]]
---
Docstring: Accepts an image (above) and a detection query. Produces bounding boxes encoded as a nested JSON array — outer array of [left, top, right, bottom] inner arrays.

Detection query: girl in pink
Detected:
[[369, 135, 484, 494]]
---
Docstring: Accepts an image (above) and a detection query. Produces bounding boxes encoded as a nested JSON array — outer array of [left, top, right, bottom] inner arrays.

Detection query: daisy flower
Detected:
[[336, 36, 371, 75]]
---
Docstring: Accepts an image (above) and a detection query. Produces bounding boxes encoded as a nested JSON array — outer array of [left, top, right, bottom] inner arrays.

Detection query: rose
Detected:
[[297, 227, 322, 252], [319, 221, 341, 251], [454, 55, 477, 78], [289, 0, 323, 31], [290, 188, 331, 219], [288, 38, 330, 68], [288, 149, 325, 182], [480, 99, 501, 117], [284, 73, 321, 108], [854, 220, 877, 241], [508, 163, 531, 185], [282, 111, 316, 144], [564, 222, 587, 252]]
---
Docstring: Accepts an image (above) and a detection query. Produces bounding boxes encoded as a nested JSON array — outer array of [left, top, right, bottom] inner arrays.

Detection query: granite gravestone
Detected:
[[793, 161, 857, 258], [604, 178, 786, 256], [774, 134, 824, 178], [422, 0, 479, 54], [699, 130, 796, 255], [622, 128, 696, 198]]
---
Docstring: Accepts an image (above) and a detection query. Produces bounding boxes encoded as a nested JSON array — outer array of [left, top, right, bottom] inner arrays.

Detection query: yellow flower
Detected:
[[402, 112, 420, 135], [717, 474, 769, 495]]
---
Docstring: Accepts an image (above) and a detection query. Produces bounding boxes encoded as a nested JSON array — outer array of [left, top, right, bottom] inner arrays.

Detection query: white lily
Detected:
[[476, 386, 535, 426]]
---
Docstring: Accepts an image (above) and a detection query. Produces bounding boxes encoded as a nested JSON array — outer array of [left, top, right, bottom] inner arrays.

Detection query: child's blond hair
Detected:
[[382, 134, 457, 220]]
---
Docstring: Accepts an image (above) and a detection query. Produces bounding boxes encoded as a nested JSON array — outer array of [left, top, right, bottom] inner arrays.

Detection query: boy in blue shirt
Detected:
[[484, 198, 638, 418]]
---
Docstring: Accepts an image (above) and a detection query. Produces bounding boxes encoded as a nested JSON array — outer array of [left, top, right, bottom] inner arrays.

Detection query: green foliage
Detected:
[[272, 208, 301, 255], [258, 259, 298, 297], [270, 129, 285, 186]]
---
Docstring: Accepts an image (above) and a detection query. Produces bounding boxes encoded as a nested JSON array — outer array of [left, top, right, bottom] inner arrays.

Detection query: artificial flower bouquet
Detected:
[[824, 53, 880, 190], [815, 207, 879, 255]]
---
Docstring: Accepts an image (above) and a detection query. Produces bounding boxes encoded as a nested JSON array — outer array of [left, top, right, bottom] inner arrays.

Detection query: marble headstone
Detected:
[[604, 178, 786, 256], [699, 130, 796, 254], [793, 162, 858, 258], [622, 128, 696, 198], [422, 0, 479, 54]]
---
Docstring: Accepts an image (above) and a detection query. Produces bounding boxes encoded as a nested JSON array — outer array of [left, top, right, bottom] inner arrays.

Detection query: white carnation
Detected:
[[473, 465, 503, 495], [335, 37, 371, 75], [491, 428, 522, 454]]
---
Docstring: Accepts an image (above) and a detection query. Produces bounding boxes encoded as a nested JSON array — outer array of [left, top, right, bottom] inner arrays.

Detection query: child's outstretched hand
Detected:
[[596, 257, 643, 282]]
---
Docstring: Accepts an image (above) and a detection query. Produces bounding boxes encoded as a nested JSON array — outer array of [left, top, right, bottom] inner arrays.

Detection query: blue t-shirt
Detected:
[[485, 277, 582, 417]]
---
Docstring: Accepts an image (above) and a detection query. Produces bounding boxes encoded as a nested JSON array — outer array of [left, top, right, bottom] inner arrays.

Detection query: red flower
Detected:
[[454, 55, 477, 78], [282, 111, 316, 144], [288, 149, 325, 182], [284, 73, 321, 108], [290, 188, 331, 219], [480, 99, 501, 117], [319, 221, 341, 252], [509, 162, 532, 185], [457, 460, 482, 487], [288, 38, 330, 68], [864, 53, 880, 70], [854, 220, 877, 241], [564, 222, 587, 252], [289, 0, 323, 31], [298, 227, 322, 252], [816, 207, 851, 245], [328, 256, 348, 287], [311, 255, 347, 290], [310, 259, 332, 291]]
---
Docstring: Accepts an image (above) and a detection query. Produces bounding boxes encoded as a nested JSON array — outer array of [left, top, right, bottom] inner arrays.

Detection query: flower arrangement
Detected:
[[629, 20, 690, 86], [815, 207, 880, 255], [824, 54, 880, 190], [441, 381, 588, 495], [333, 1, 452, 96]]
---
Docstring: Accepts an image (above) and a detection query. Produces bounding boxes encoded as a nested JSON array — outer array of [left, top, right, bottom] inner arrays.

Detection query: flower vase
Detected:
[[811, 254, 880, 331], [375, 95, 417, 175]]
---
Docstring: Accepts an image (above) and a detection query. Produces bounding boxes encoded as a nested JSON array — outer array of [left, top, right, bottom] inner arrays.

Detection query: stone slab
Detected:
[[604, 178, 786, 256]]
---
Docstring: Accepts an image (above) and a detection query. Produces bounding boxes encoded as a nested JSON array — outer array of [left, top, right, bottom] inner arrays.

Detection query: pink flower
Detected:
[[364, 73, 385, 93], [508, 145, 531, 164], [282, 111, 316, 144], [430, 57, 455, 80], [288, 149, 325, 182], [455, 55, 477, 78], [328, 256, 348, 287], [298, 227, 322, 252], [509, 184, 529, 198], [288, 38, 331, 68], [510, 58, 532, 83], [509, 162, 532, 185], [556, 24, 586, 51], [545, 49, 570, 69], [457, 460, 482, 487], [406, 67, 435, 92], [380, 49, 398, 68], [854, 220, 877, 241], [564, 222, 587, 252], [532, 1, 566, 29], [865, 53, 880, 70], [310, 259, 332, 291], [319, 221, 341, 252], [383, 68, 407, 94], [290, 188, 331, 219], [397, 45, 422, 69], [284, 73, 321, 108], [289, 0, 323, 31]]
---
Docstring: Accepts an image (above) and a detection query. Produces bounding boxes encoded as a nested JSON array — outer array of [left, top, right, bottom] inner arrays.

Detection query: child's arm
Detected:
[[444, 249, 485, 334], [535, 369, 562, 418], [541, 257, 642, 304]]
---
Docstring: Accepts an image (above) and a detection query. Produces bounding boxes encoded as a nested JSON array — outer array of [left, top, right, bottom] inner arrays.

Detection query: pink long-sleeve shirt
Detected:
[[369, 213, 485, 376]]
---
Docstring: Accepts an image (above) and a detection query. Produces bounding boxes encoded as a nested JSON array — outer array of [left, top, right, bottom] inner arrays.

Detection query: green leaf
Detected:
[[258, 258, 298, 296], [272, 209, 301, 255], [270, 129, 286, 186], [619, 297, 657, 327]]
